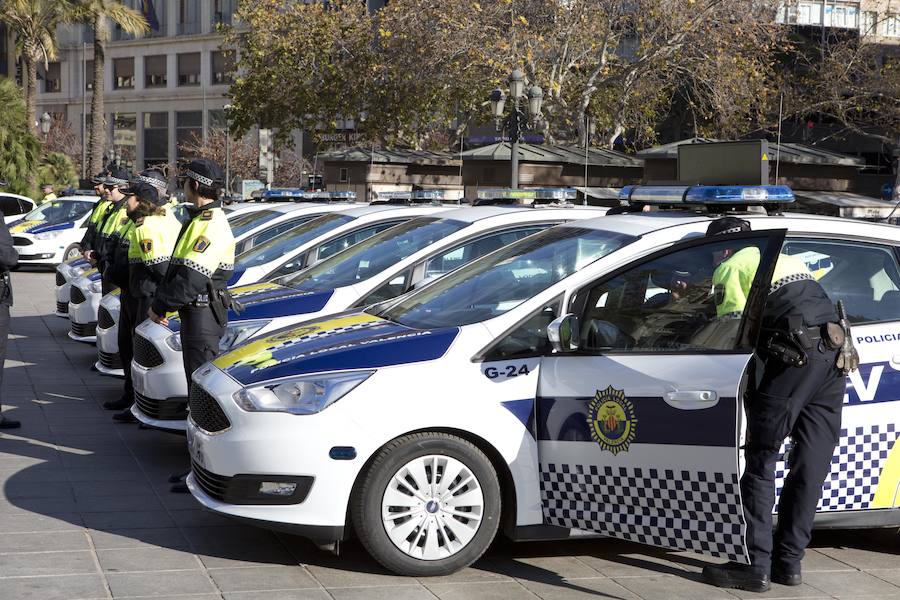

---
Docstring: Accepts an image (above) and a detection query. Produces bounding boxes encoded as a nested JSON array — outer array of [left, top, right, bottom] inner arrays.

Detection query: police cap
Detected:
[[181, 158, 224, 188], [706, 216, 751, 237], [104, 166, 132, 187], [134, 169, 169, 194], [121, 181, 162, 206]]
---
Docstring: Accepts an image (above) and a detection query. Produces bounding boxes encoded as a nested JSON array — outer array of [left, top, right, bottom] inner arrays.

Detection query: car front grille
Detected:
[[134, 392, 188, 420], [189, 383, 231, 433], [70, 286, 86, 304], [55, 271, 65, 286], [56, 301, 68, 314], [98, 350, 123, 370], [133, 334, 164, 368], [70, 321, 97, 338], [97, 306, 115, 329], [191, 459, 231, 502], [12, 236, 32, 247]]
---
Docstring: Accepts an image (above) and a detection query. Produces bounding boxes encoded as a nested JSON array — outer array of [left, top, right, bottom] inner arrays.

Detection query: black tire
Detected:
[[351, 432, 502, 577], [62, 243, 82, 263]]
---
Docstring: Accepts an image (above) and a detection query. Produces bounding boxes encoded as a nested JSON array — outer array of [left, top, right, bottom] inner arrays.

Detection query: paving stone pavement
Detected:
[[1, 270, 899, 600]]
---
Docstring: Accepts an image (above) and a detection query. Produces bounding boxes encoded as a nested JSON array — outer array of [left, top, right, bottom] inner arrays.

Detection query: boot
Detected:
[[702, 562, 770, 593]]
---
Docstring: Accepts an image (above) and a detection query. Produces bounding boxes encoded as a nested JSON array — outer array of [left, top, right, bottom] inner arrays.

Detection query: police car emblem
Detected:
[[140, 239, 153, 253], [193, 236, 211, 253], [587, 385, 636, 455]]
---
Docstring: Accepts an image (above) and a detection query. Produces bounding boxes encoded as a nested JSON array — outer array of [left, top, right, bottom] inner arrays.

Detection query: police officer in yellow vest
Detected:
[[79, 167, 113, 261], [149, 159, 235, 395], [107, 180, 181, 422], [88, 167, 132, 285], [702, 217, 859, 593]]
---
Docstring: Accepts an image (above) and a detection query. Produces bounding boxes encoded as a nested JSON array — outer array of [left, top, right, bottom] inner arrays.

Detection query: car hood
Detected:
[[212, 312, 459, 385], [30, 222, 75, 234], [166, 282, 334, 333], [9, 220, 50, 234]]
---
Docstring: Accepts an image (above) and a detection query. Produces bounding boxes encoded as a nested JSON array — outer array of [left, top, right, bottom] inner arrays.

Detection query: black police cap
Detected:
[[706, 216, 751, 237], [134, 169, 168, 194], [104, 166, 132, 187], [181, 158, 224, 187], [122, 181, 163, 206]]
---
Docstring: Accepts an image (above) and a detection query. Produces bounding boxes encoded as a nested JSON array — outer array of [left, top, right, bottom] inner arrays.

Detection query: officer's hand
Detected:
[[148, 308, 168, 327]]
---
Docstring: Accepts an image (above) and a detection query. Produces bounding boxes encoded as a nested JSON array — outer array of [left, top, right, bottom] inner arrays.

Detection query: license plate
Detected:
[[133, 369, 145, 395]]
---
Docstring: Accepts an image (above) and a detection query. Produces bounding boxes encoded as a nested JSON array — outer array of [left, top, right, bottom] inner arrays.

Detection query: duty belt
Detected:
[[761, 318, 843, 368]]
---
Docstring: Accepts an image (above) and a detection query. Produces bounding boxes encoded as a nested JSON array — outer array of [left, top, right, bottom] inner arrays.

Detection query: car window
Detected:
[[235, 214, 355, 270], [0, 196, 23, 216], [316, 220, 406, 261], [237, 214, 319, 254], [361, 268, 413, 306], [781, 239, 900, 324], [424, 225, 548, 280], [484, 300, 562, 360], [228, 209, 280, 238], [572, 236, 772, 353], [23, 200, 94, 224], [378, 227, 634, 329]]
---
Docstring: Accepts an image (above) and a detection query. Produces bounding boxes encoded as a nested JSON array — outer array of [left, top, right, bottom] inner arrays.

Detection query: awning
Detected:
[[792, 191, 898, 220]]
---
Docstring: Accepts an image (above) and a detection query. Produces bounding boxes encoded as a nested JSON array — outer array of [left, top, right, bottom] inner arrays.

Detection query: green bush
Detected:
[[0, 77, 40, 197], [37, 152, 78, 191]]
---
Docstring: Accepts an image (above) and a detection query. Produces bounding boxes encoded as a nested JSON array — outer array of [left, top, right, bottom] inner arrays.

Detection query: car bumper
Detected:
[[95, 294, 121, 375], [131, 320, 190, 431], [185, 367, 363, 532], [14, 239, 65, 264], [68, 283, 100, 342], [55, 280, 72, 317]]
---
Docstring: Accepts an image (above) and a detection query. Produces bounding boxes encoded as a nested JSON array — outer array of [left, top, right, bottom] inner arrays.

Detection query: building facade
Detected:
[[34, 0, 237, 174], [777, 0, 900, 43]]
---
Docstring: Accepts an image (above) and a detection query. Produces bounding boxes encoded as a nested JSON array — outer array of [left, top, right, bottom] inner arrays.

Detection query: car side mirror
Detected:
[[548, 313, 580, 353]]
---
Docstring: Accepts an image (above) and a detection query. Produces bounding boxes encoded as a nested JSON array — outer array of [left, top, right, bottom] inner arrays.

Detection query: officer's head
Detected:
[[135, 169, 169, 197], [91, 169, 109, 197], [104, 167, 132, 201], [706, 216, 751, 265], [41, 183, 53, 194], [122, 181, 163, 219], [179, 159, 223, 205]]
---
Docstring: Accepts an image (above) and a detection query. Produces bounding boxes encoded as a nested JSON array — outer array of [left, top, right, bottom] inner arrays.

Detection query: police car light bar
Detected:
[[474, 188, 577, 206], [619, 185, 795, 206], [300, 191, 356, 202], [262, 188, 306, 200], [373, 190, 447, 204]]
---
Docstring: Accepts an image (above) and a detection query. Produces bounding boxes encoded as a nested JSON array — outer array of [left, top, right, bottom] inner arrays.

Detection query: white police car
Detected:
[[67, 268, 103, 342], [91, 195, 366, 374], [55, 257, 93, 317], [10, 196, 99, 266], [185, 185, 900, 577], [130, 195, 480, 430]]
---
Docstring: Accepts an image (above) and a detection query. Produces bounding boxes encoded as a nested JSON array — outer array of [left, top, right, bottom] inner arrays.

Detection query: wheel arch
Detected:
[[347, 426, 518, 540]]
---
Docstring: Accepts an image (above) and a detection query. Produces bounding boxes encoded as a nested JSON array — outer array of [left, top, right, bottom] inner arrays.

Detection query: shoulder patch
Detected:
[[193, 236, 211, 253], [200, 210, 214, 221], [140, 239, 153, 254]]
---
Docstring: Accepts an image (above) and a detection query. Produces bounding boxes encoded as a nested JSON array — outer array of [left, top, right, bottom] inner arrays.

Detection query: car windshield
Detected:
[[228, 209, 280, 238], [235, 213, 355, 269], [376, 226, 636, 328], [278, 217, 468, 292], [23, 199, 94, 225]]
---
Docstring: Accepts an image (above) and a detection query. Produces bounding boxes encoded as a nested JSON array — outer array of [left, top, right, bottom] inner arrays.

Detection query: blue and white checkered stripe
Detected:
[[541, 463, 747, 562], [256, 320, 381, 355], [774, 423, 898, 512]]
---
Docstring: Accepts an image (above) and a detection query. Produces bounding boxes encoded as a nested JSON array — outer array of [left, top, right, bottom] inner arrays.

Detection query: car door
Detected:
[[776, 237, 900, 514], [537, 230, 786, 563]]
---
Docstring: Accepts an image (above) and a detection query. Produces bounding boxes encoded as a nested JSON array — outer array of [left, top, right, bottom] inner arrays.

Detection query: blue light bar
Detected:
[[262, 188, 306, 199], [619, 185, 795, 205], [375, 190, 446, 201], [475, 188, 577, 202], [329, 191, 357, 200]]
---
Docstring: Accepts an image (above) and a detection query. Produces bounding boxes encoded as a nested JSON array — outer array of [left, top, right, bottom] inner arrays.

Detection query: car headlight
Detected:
[[233, 371, 373, 415], [219, 319, 271, 350], [88, 280, 103, 294], [34, 230, 62, 240], [165, 332, 182, 351]]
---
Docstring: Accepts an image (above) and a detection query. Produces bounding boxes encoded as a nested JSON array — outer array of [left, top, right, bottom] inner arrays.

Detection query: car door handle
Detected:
[[665, 391, 719, 410]]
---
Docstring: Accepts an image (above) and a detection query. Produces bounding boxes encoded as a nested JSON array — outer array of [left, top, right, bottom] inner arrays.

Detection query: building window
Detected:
[[210, 51, 234, 86], [887, 14, 900, 37], [797, 1, 822, 25], [177, 53, 201, 86], [826, 4, 858, 28], [112, 0, 138, 41], [178, 0, 200, 35], [112, 112, 137, 167], [176, 111, 203, 159], [861, 11, 877, 35], [144, 55, 167, 88], [339, 168, 349, 183], [143, 112, 169, 167], [144, 0, 167, 37], [85, 60, 94, 91], [113, 57, 134, 89], [43, 62, 61, 93], [213, 0, 236, 27], [208, 109, 226, 129]]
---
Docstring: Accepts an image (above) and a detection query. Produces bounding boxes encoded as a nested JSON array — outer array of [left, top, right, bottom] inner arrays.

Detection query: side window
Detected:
[[573, 236, 772, 353], [781, 239, 900, 324], [360, 268, 412, 306], [250, 216, 313, 249], [483, 300, 561, 360], [424, 226, 547, 279], [316, 221, 403, 262], [0, 196, 23, 216]]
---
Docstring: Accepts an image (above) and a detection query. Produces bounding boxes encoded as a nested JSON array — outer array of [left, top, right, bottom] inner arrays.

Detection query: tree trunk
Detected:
[[23, 53, 37, 134], [88, 15, 107, 175], [606, 124, 624, 150]]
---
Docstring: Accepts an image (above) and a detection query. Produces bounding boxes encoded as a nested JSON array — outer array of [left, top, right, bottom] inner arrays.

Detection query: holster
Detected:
[[207, 283, 228, 326]]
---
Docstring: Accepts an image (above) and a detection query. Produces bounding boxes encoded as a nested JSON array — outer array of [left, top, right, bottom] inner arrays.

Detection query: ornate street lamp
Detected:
[[489, 69, 543, 188]]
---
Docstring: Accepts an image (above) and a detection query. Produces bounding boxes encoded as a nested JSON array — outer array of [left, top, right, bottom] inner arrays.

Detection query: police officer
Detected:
[[0, 201, 17, 428], [80, 166, 114, 261], [108, 180, 181, 423], [40, 184, 57, 204], [702, 217, 858, 593], [84, 166, 130, 274]]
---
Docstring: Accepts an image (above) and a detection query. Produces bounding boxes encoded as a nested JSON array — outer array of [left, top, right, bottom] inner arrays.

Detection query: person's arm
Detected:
[[0, 221, 18, 271]]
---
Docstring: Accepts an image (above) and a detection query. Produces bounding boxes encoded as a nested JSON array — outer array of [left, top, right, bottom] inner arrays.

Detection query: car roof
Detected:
[[430, 204, 606, 224], [0, 192, 35, 203], [54, 195, 100, 203], [335, 203, 460, 218]]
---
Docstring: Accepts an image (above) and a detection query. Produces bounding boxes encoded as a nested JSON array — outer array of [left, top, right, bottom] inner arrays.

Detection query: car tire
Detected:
[[62, 243, 82, 263], [352, 432, 501, 577]]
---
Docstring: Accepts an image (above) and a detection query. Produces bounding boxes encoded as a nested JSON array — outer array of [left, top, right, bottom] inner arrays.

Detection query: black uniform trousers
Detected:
[[118, 293, 138, 403], [0, 303, 9, 398], [741, 342, 844, 573], [177, 304, 226, 393]]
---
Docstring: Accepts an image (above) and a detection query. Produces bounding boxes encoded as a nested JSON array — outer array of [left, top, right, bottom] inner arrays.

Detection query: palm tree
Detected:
[[0, 0, 75, 133], [72, 0, 147, 174], [0, 76, 41, 196]]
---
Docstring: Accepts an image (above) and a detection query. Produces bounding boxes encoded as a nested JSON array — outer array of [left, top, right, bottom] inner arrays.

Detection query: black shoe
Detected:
[[772, 566, 802, 586], [703, 562, 771, 593], [112, 409, 137, 423], [103, 396, 132, 410], [170, 482, 189, 493], [0, 417, 21, 429]]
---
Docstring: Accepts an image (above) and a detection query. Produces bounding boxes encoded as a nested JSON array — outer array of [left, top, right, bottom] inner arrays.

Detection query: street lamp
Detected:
[[39, 112, 52, 136], [223, 104, 233, 195], [489, 69, 543, 188]]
